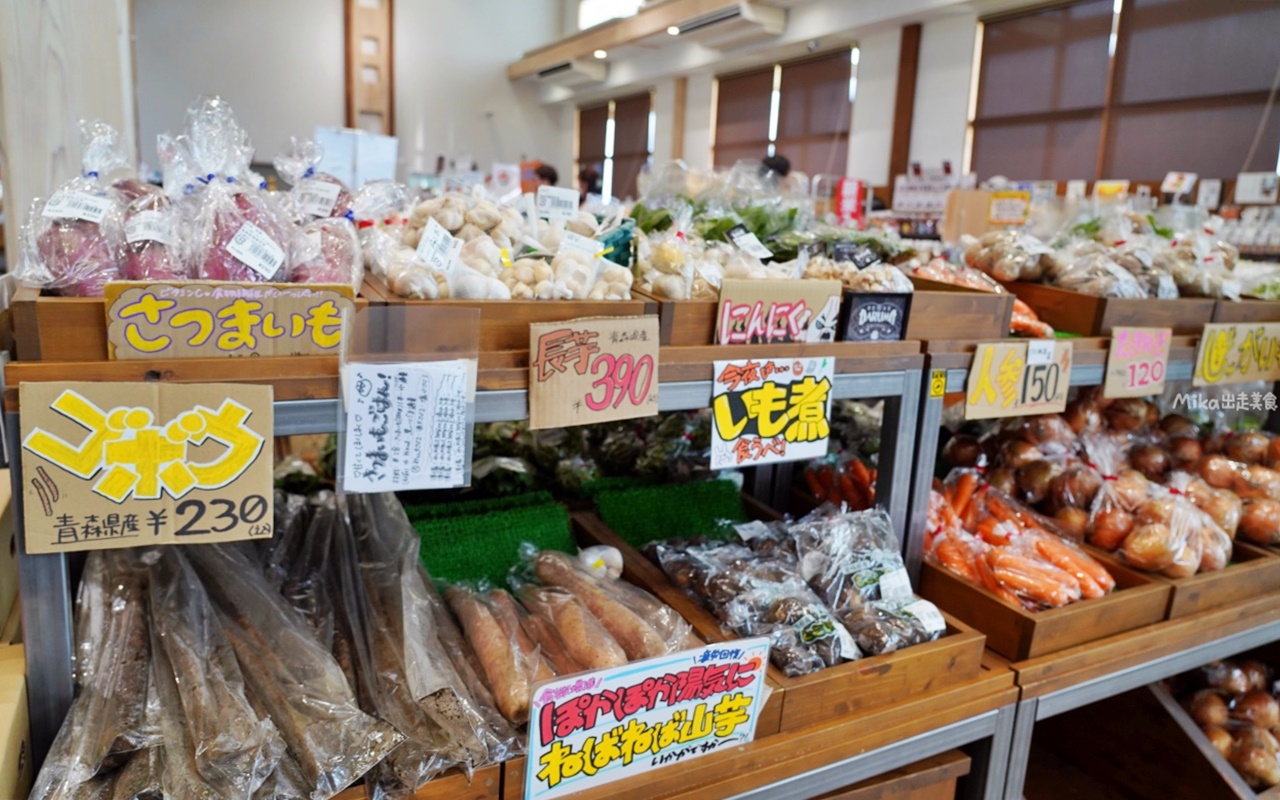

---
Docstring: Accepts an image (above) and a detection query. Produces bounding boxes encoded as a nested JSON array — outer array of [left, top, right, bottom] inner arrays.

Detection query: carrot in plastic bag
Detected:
[[988, 549, 1081, 608], [1033, 534, 1114, 597]]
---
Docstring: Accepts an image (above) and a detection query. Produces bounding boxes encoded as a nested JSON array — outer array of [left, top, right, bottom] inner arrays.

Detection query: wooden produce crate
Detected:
[[361, 275, 656, 353], [815, 750, 971, 800], [10, 283, 373, 361], [333, 765, 501, 800], [905, 277, 1014, 342], [917, 558, 1170, 662], [1004, 281, 1216, 336], [1089, 542, 1280, 620], [1214, 298, 1280, 323], [571, 511, 988, 734], [1022, 684, 1264, 800], [633, 288, 716, 347]]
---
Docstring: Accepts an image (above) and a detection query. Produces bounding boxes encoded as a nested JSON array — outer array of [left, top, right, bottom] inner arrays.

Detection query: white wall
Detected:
[[847, 27, 901, 186], [909, 12, 978, 172], [134, 0, 345, 170], [395, 0, 572, 180]]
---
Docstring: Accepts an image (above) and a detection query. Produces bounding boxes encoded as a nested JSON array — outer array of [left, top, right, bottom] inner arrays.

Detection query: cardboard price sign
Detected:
[[710, 356, 834, 469], [1105, 327, 1172, 398], [525, 638, 771, 800], [1194, 323, 1280, 387], [529, 316, 659, 429], [105, 281, 355, 360], [20, 382, 273, 554], [716, 279, 842, 345], [342, 360, 474, 492], [965, 341, 1073, 420]]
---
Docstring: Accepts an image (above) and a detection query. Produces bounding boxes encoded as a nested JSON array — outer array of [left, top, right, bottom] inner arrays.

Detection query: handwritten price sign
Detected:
[[525, 639, 770, 800], [528, 316, 659, 429], [965, 340, 1073, 420], [1194, 322, 1280, 387], [1105, 327, 1171, 398]]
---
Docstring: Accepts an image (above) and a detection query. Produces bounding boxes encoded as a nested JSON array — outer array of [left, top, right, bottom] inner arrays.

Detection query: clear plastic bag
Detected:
[[19, 120, 130, 296], [148, 548, 284, 796], [530, 549, 699, 659], [274, 137, 353, 221], [515, 583, 626, 672], [185, 543, 402, 798], [444, 583, 540, 726], [181, 97, 295, 283], [113, 177, 189, 282], [293, 216, 363, 293]]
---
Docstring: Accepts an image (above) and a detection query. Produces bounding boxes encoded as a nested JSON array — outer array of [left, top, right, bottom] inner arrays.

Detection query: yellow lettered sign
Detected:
[[710, 357, 834, 469], [1194, 323, 1280, 387], [105, 281, 355, 360], [20, 382, 273, 553], [965, 340, 1072, 420]]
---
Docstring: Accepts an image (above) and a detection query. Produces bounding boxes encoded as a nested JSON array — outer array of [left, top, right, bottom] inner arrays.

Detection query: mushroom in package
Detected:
[[274, 136, 353, 220], [18, 119, 130, 296]]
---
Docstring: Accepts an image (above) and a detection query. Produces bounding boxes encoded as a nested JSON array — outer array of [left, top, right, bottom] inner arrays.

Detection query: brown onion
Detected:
[[1002, 440, 1043, 469], [1161, 414, 1200, 438], [1234, 692, 1280, 731], [1240, 660, 1271, 692], [1199, 455, 1238, 490], [1130, 444, 1172, 481], [1054, 507, 1090, 539], [1240, 500, 1280, 546], [1106, 398, 1150, 432], [1051, 467, 1103, 510], [1188, 689, 1230, 727], [1203, 725, 1234, 758], [1064, 399, 1103, 434], [987, 467, 1017, 497], [1090, 506, 1135, 550], [1016, 460, 1058, 505], [1167, 436, 1204, 466], [945, 434, 983, 468], [1122, 523, 1178, 570], [1227, 432, 1272, 465]]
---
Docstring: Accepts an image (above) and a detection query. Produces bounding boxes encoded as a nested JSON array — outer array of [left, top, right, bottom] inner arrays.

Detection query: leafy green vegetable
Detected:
[[1147, 214, 1174, 239], [1071, 217, 1102, 240]]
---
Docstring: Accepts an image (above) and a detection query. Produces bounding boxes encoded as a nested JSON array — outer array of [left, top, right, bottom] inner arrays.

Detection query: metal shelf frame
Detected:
[[14, 357, 939, 793]]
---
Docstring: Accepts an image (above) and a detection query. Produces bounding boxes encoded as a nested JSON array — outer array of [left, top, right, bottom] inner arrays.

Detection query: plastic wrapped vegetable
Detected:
[[650, 540, 854, 676], [148, 548, 284, 796], [19, 119, 130, 296], [114, 175, 189, 282], [445, 584, 541, 725], [274, 137, 353, 220], [516, 584, 627, 671], [531, 549, 699, 659], [962, 231, 1059, 282], [182, 97, 294, 282], [186, 543, 402, 798], [293, 216, 363, 292]]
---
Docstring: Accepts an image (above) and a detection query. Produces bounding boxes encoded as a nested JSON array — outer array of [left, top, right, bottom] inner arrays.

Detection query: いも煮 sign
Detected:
[[710, 356, 834, 469]]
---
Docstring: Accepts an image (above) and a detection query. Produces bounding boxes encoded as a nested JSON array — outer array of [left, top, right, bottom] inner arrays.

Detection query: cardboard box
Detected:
[[0, 646, 30, 800]]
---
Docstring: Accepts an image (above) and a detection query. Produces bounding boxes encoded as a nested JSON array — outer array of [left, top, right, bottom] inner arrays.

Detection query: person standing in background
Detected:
[[578, 166, 601, 204], [535, 164, 559, 186], [761, 154, 791, 178]]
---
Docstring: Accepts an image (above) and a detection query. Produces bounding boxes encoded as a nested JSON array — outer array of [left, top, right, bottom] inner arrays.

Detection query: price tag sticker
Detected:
[[710, 356, 834, 469], [529, 316, 658, 429], [727, 224, 773, 259], [536, 185, 580, 222], [902, 600, 947, 635], [226, 222, 286, 279], [20, 381, 274, 554], [124, 209, 176, 246], [559, 230, 602, 257], [1027, 339, 1056, 366], [733, 520, 770, 542], [878, 567, 914, 601], [966, 341, 1073, 420], [296, 179, 342, 217], [415, 217, 463, 276], [1105, 327, 1172, 399], [43, 190, 112, 224], [1194, 322, 1280, 387]]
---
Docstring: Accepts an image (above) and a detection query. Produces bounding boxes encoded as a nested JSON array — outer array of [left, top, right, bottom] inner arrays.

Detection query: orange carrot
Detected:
[[951, 472, 979, 518], [804, 469, 824, 499], [935, 536, 979, 582], [1034, 536, 1115, 596], [849, 460, 873, 492]]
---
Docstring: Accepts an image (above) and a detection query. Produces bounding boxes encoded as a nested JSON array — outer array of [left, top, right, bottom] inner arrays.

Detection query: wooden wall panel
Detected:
[[346, 0, 394, 134]]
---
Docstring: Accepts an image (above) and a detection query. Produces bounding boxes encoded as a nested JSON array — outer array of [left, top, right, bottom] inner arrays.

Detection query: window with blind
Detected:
[[714, 50, 853, 178], [575, 93, 652, 201], [971, 0, 1280, 182]]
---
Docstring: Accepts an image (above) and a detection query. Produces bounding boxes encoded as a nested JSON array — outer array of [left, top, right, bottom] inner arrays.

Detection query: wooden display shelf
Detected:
[[1011, 591, 1280, 702], [1087, 542, 1280, 620], [815, 750, 971, 800], [333, 765, 501, 800], [10, 283, 372, 362], [1214, 298, 1280, 324], [361, 275, 656, 353], [500, 663, 1013, 800], [917, 559, 1170, 662], [633, 288, 716, 347], [1023, 685, 1262, 800], [1004, 281, 1216, 336], [904, 277, 1014, 342], [571, 510, 988, 735]]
